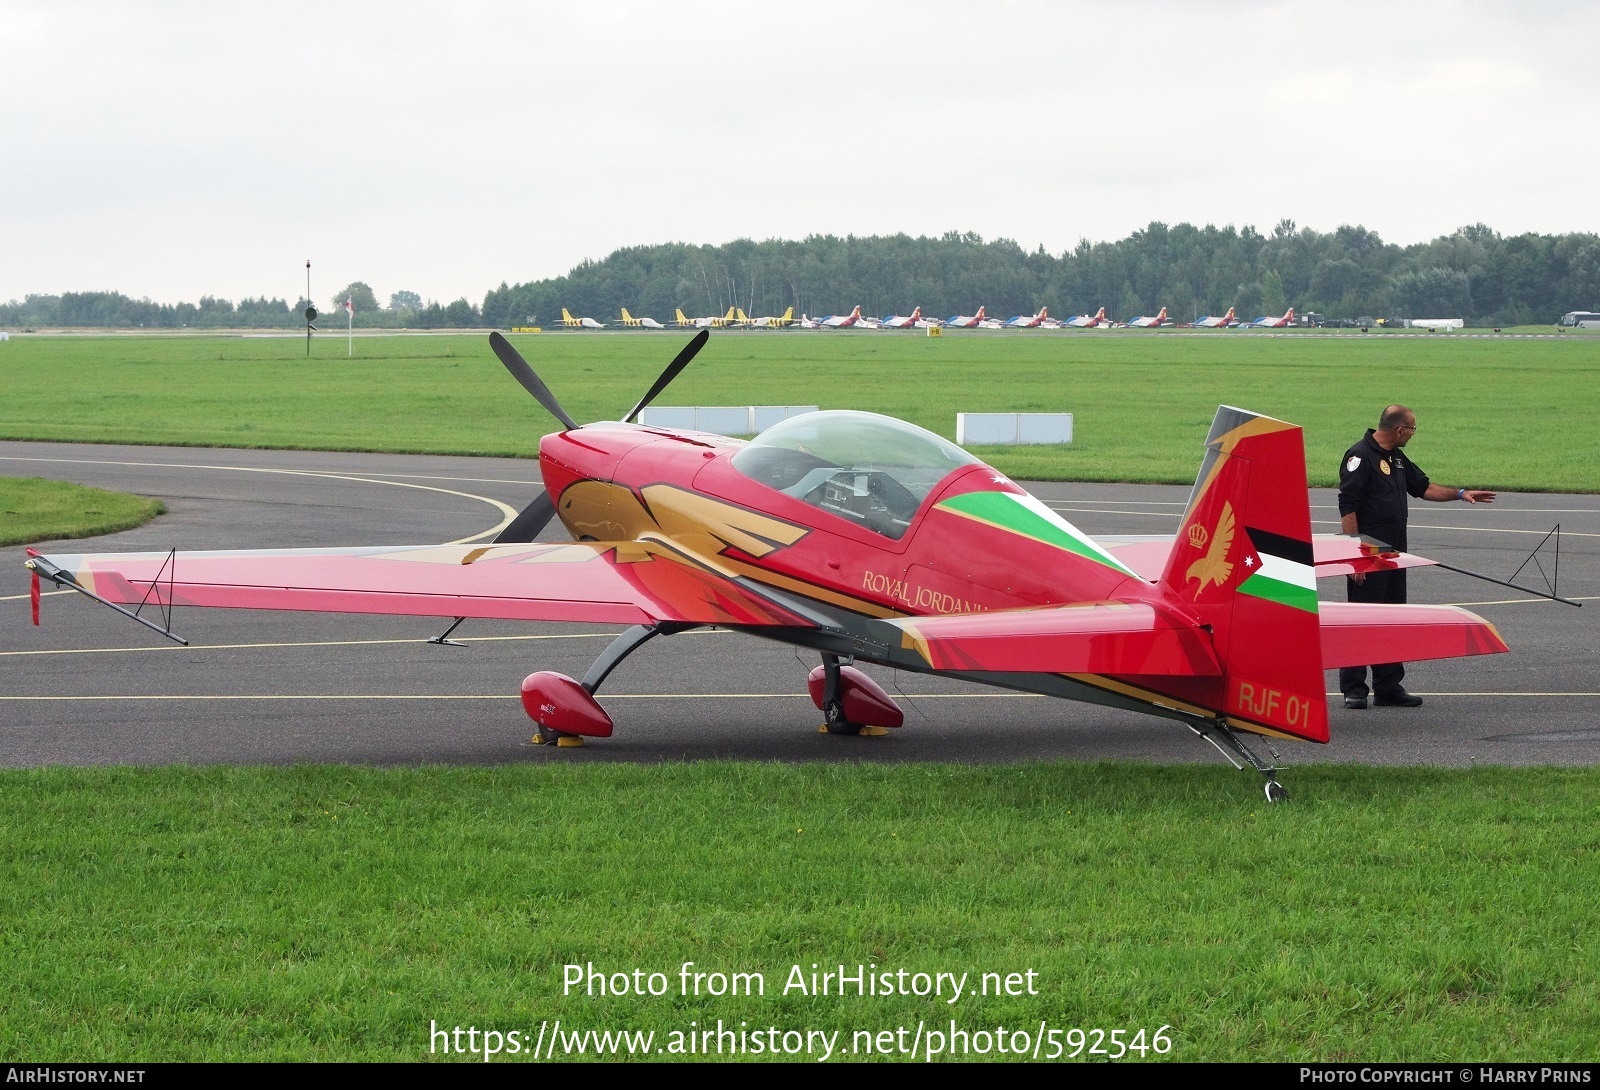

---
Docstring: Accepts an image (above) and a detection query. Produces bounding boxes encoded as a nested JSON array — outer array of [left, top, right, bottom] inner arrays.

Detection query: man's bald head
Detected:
[[1375, 404, 1417, 448], [1378, 404, 1412, 431]]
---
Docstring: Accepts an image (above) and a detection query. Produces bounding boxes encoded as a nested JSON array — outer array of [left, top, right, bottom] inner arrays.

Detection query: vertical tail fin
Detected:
[[781, 306, 793, 321], [1093, 306, 1105, 322], [1158, 406, 1326, 742]]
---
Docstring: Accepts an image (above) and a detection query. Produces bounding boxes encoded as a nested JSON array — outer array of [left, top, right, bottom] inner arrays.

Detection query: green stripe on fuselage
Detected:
[[1239, 571, 1320, 614], [936, 491, 1132, 574]]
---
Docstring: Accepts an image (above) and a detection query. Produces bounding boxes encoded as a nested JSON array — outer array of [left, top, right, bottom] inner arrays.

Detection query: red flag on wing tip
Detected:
[[30, 567, 40, 625]]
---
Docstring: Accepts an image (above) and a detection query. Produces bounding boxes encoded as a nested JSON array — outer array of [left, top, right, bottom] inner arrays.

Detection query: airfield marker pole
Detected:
[[346, 297, 354, 357]]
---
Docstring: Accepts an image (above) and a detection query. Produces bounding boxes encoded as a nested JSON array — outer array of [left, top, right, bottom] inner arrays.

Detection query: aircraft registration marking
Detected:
[[1230, 678, 1317, 732]]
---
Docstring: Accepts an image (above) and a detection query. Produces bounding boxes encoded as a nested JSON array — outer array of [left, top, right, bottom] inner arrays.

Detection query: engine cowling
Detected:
[[806, 664, 904, 728], [521, 672, 614, 736]]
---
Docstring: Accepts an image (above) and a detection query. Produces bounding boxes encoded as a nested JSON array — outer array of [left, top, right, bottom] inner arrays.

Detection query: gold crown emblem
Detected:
[[1188, 523, 1210, 549]]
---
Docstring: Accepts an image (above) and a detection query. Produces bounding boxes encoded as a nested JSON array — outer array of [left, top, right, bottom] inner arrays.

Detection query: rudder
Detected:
[[1158, 406, 1326, 742]]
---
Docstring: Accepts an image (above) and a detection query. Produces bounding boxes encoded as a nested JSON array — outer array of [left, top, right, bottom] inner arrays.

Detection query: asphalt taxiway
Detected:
[[2, 440, 1595, 769]]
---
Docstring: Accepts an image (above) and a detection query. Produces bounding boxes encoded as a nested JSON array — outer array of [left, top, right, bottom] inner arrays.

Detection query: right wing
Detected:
[[29, 541, 815, 628]]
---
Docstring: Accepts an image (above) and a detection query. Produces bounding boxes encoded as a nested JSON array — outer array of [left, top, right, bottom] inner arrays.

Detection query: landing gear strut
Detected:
[[817, 653, 862, 735], [1189, 718, 1290, 802], [809, 653, 903, 737]]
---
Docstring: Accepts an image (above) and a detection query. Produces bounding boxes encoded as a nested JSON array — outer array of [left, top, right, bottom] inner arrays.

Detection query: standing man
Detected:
[[1338, 404, 1496, 709]]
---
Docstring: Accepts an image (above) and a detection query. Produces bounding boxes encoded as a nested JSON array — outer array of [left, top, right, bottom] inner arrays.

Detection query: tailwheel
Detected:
[[1264, 779, 1289, 803]]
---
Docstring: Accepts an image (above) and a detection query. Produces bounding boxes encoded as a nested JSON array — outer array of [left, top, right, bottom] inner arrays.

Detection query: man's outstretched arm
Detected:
[[1423, 484, 1496, 504]]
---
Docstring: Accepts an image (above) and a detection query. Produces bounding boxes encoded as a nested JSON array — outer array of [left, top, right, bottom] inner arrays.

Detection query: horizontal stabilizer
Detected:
[[889, 602, 1220, 676], [1318, 602, 1508, 669]]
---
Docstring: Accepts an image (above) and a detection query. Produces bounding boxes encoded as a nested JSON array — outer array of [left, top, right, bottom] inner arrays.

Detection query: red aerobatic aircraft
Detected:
[[25, 332, 1509, 800]]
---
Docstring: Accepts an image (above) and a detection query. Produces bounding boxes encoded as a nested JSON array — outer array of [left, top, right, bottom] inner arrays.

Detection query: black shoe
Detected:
[[1374, 689, 1423, 708], [1343, 695, 1368, 710]]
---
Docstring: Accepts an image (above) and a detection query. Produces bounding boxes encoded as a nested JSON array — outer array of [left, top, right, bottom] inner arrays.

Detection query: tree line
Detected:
[[6, 221, 1597, 330]]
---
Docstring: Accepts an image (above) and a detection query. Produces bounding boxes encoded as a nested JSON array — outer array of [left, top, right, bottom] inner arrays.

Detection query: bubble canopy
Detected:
[[729, 410, 981, 539]]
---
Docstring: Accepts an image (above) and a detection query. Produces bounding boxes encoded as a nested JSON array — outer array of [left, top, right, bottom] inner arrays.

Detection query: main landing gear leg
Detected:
[[818, 653, 857, 735], [1188, 718, 1290, 803], [815, 652, 889, 736], [531, 623, 693, 747]]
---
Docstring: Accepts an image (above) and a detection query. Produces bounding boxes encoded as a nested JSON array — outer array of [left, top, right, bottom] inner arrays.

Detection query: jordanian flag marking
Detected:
[[1239, 527, 1318, 614], [937, 491, 1140, 578]]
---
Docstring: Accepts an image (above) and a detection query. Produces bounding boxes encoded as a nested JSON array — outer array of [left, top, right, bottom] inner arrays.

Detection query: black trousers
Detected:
[[1339, 569, 1408, 698]]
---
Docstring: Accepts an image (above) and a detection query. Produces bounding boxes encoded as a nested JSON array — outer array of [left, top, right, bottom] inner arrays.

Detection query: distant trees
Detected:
[[1391, 267, 1474, 318], [5, 223, 1599, 330], [333, 282, 380, 313]]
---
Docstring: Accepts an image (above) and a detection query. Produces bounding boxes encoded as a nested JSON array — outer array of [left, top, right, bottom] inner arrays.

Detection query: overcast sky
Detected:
[[2, 1, 1595, 307]]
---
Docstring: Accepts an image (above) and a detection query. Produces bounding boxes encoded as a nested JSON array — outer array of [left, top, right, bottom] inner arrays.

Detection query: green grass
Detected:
[[1, 332, 1596, 490], [0, 475, 164, 546], [1, 763, 1596, 1061]]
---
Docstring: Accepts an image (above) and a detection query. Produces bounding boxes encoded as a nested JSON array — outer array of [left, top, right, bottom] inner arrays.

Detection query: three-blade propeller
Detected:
[[488, 329, 711, 543]]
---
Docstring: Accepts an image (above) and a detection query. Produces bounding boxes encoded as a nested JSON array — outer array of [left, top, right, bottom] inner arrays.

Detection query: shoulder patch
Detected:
[[1345, 455, 1361, 472]]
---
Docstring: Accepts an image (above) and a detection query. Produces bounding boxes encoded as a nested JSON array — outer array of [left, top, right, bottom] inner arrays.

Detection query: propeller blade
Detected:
[[493, 491, 557, 544], [489, 332, 580, 432], [623, 329, 710, 424]]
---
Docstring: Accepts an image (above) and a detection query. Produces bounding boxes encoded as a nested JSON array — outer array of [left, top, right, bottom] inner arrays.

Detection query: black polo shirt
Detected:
[[1337, 429, 1430, 551]]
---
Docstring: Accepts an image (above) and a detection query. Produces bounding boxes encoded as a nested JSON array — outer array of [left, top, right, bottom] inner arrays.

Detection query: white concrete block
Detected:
[[957, 412, 1073, 446]]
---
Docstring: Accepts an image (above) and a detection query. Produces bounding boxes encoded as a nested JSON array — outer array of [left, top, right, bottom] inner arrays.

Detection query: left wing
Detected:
[[28, 541, 815, 628], [1096, 533, 1438, 582]]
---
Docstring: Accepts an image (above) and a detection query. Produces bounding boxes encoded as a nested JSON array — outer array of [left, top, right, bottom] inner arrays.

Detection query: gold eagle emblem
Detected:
[[1184, 501, 1235, 598]]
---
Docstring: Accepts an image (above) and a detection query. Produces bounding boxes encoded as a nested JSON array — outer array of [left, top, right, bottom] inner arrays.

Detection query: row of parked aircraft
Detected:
[[555, 305, 1298, 330]]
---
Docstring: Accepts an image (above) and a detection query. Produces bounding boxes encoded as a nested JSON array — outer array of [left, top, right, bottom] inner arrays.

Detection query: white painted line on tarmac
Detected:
[[1447, 595, 1599, 606], [314, 470, 536, 487], [1312, 518, 1600, 538], [0, 589, 74, 602], [1048, 507, 1182, 519], [0, 454, 518, 545]]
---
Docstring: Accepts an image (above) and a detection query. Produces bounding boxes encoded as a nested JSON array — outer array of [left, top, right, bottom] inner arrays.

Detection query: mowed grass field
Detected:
[[3, 763, 1598, 1062], [0, 476, 164, 546], [0, 330, 1596, 490]]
